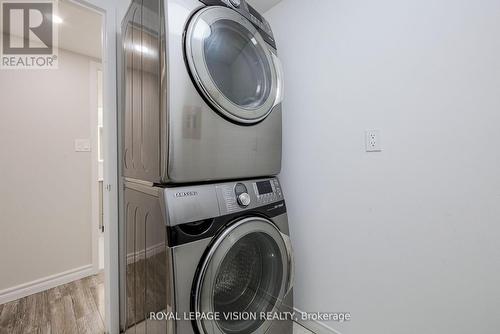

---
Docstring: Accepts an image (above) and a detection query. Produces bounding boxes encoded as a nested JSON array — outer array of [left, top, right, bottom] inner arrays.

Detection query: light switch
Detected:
[[75, 139, 91, 152]]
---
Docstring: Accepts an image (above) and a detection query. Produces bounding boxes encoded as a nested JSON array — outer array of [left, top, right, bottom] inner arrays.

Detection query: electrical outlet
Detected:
[[365, 130, 382, 152]]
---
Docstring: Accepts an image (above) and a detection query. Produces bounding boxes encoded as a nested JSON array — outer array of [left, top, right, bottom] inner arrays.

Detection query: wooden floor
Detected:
[[293, 322, 315, 334], [0, 273, 105, 334], [0, 273, 314, 334]]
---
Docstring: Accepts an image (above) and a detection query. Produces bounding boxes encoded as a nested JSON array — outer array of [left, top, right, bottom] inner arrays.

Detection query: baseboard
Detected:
[[0, 264, 96, 305], [126, 243, 165, 265], [294, 307, 343, 334]]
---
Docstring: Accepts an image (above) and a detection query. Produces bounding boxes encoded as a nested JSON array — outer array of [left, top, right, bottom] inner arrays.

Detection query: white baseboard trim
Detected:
[[0, 264, 96, 305], [126, 243, 165, 265], [294, 307, 343, 334]]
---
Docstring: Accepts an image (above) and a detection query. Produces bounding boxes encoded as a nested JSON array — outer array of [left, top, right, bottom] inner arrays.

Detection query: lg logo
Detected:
[[1, 1, 58, 69]]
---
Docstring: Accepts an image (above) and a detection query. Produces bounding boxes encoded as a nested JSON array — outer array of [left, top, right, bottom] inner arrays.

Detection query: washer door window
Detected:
[[194, 217, 293, 334], [186, 6, 283, 124]]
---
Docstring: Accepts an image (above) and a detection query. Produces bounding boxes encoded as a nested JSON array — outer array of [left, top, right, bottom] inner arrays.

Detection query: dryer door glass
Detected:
[[194, 218, 292, 334], [204, 19, 272, 109], [186, 7, 281, 124]]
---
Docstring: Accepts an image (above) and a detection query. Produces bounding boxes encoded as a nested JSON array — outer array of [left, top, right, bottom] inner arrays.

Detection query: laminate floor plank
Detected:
[[34, 292, 50, 329], [36, 322, 51, 334], [76, 312, 104, 334], [71, 281, 97, 320], [13, 295, 37, 334], [24, 322, 51, 334], [95, 273, 104, 285], [293, 322, 315, 334], [0, 273, 108, 334], [79, 276, 97, 288], [45, 285, 63, 303], [50, 295, 78, 334], [0, 299, 19, 333], [89, 283, 105, 324], [0, 274, 103, 333], [54, 282, 74, 301]]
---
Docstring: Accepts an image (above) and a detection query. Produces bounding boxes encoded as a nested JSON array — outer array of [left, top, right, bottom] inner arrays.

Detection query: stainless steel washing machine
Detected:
[[121, 0, 284, 184], [121, 177, 294, 333]]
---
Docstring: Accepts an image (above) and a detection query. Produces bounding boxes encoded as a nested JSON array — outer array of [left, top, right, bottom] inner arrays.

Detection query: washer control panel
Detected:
[[253, 178, 282, 205], [216, 177, 284, 215]]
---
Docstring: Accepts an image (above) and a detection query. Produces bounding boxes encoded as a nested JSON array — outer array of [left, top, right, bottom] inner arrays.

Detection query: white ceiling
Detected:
[[246, 0, 282, 13], [56, 0, 102, 59]]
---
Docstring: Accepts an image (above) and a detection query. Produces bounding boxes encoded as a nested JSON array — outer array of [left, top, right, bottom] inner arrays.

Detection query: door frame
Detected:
[[89, 60, 103, 274], [69, 0, 120, 333]]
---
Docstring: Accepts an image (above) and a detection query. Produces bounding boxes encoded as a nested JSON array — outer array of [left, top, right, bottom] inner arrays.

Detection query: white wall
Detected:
[[266, 0, 500, 333], [0, 49, 100, 291]]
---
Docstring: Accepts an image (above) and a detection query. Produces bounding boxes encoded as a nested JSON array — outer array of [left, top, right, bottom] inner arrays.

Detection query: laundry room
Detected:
[[1, 0, 499, 333]]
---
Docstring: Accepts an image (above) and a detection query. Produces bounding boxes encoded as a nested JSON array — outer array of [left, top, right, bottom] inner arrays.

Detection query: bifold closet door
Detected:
[[124, 184, 167, 334], [123, 0, 161, 183], [123, 0, 166, 332]]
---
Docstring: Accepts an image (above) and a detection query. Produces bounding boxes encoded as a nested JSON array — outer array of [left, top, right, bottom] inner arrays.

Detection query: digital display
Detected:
[[256, 181, 273, 195]]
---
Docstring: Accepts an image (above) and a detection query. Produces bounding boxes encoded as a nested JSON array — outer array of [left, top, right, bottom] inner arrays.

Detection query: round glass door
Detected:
[[194, 218, 292, 334], [185, 6, 281, 124]]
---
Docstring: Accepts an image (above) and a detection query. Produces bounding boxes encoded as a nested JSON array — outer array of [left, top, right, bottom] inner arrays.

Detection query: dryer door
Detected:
[[185, 6, 283, 124], [193, 217, 293, 334]]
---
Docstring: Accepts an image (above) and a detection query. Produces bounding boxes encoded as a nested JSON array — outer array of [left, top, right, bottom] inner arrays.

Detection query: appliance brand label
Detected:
[[175, 191, 199, 198]]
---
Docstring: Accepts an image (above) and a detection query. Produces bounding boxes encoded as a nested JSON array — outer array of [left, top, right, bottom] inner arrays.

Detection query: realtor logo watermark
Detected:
[[1, 0, 58, 69]]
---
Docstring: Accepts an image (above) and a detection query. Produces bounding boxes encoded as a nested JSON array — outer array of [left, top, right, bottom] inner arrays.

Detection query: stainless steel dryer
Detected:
[[121, 177, 294, 333], [121, 0, 284, 184]]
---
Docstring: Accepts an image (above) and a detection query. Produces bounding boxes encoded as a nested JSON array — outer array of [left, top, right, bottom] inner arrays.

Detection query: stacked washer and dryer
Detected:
[[119, 0, 293, 333]]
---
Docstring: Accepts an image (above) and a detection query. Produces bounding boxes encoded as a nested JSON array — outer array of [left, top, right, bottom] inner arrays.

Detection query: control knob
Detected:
[[237, 193, 251, 207]]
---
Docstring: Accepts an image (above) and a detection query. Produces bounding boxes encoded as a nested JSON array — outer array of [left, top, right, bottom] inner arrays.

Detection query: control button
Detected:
[[229, 0, 241, 7], [235, 183, 247, 194], [237, 193, 251, 207]]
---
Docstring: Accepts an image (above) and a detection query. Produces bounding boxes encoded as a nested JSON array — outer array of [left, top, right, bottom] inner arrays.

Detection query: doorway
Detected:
[[0, 0, 108, 331]]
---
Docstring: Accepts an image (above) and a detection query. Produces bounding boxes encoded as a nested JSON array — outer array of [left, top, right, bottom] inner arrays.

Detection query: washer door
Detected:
[[194, 217, 293, 334], [185, 6, 283, 124]]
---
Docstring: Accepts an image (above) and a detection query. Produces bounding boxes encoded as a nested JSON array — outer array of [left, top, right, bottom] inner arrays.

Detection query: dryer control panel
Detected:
[[198, 0, 277, 48]]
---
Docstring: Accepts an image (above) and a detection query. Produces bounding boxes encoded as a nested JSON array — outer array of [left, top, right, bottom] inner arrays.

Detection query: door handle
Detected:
[[281, 232, 295, 294], [271, 51, 285, 108]]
